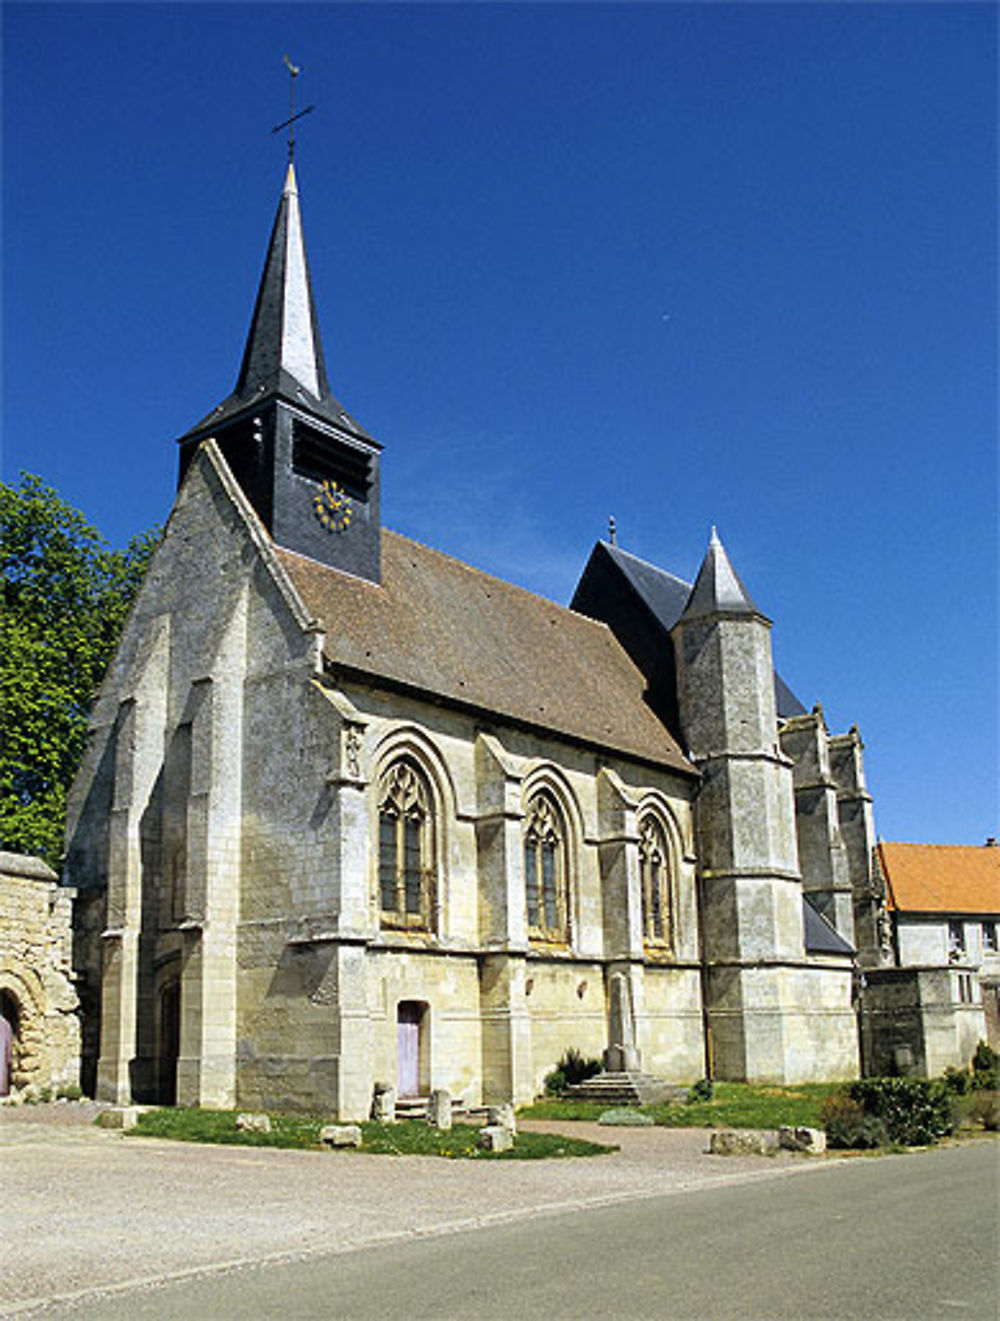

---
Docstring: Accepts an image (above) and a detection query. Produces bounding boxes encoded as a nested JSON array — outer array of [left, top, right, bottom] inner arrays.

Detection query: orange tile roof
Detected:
[[879, 841, 1000, 915]]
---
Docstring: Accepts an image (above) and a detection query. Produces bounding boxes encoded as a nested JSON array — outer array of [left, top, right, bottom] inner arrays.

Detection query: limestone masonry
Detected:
[[37, 160, 988, 1116]]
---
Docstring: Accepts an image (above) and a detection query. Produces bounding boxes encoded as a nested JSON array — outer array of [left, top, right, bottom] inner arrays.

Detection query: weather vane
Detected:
[[270, 54, 316, 162]]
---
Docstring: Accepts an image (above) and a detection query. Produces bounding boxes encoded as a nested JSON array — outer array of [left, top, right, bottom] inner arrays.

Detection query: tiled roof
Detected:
[[277, 532, 696, 775], [880, 841, 1000, 915]]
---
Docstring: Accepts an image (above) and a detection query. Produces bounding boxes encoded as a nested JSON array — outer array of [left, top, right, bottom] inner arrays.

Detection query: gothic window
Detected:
[[377, 760, 435, 930], [638, 814, 672, 949], [523, 793, 569, 943]]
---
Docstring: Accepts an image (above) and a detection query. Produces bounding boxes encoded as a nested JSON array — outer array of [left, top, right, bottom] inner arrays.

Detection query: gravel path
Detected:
[[1, 1104, 827, 1317]]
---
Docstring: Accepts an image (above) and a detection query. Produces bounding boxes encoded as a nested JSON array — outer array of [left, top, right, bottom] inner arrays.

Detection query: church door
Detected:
[[0, 995, 15, 1097], [397, 1002, 423, 1098]]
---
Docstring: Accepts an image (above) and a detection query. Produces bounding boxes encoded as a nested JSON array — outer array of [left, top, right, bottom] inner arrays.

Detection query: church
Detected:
[[64, 158, 886, 1118]]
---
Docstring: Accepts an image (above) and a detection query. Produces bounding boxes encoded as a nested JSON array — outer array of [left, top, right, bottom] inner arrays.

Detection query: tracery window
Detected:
[[377, 760, 435, 930], [638, 814, 672, 949], [523, 793, 569, 943]]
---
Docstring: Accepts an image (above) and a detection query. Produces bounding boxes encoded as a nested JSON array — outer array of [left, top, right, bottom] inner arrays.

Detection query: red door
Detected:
[[397, 1002, 422, 1097]]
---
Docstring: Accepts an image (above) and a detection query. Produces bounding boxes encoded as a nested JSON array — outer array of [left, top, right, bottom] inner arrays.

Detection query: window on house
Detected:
[[523, 793, 569, 943], [948, 921, 966, 960], [982, 921, 998, 954], [638, 814, 673, 949], [377, 760, 434, 931]]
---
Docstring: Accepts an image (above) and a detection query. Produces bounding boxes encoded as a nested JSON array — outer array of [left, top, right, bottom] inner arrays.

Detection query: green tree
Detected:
[[1, 474, 158, 866]]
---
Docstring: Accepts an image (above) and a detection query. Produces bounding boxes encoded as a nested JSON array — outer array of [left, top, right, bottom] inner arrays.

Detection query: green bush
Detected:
[[543, 1068, 567, 1096], [971, 1041, 1000, 1090], [964, 1089, 999, 1131], [57, 1083, 83, 1101], [942, 1066, 974, 1095], [688, 1077, 713, 1103], [848, 1077, 954, 1146], [543, 1048, 602, 1093], [821, 1093, 886, 1149]]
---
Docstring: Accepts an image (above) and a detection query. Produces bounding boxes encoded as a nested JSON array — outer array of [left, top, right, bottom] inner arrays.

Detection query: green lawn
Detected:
[[520, 1081, 843, 1129], [127, 1108, 614, 1159]]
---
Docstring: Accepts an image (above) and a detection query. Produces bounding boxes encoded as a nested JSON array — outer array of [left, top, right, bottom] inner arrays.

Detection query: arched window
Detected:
[[523, 792, 569, 943], [377, 759, 435, 930], [638, 814, 672, 949]]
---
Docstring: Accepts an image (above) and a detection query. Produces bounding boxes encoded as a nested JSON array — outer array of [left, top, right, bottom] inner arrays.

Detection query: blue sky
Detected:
[[4, 3, 997, 845]]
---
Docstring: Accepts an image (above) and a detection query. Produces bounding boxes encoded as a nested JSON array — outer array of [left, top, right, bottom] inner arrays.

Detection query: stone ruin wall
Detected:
[[0, 852, 81, 1097]]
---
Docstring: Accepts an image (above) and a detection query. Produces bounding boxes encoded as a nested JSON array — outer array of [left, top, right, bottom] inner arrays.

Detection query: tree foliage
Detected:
[[1, 474, 158, 866]]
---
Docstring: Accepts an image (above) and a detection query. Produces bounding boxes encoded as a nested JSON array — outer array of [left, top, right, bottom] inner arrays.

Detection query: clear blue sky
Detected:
[[4, 3, 997, 845]]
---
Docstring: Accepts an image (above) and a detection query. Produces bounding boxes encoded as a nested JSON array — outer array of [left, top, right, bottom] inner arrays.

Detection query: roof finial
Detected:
[[271, 54, 315, 164], [608, 514, 617, 546]]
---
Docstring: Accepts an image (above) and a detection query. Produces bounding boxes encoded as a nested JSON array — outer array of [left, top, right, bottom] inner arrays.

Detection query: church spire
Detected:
[[235, 161, 329, 405], [679, 528, 761, 622], [180, 162, 371, 443]]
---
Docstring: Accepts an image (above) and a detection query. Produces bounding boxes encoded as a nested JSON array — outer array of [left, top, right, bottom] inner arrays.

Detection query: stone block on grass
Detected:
[[236, 1112, 271, 1134], [486, 1103, 516, 1134], [477, 1124, 514, 1153], [427, 1089, 452, 1131], [779, 1125, 826, 1154], [709, 1128, 780, 1156], [320, 1124, 362, 1148]]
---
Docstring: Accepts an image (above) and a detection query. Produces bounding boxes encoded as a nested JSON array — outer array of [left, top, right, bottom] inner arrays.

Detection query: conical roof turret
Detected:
[[180, 163, 371, 443], [678, 527, 761, 622]]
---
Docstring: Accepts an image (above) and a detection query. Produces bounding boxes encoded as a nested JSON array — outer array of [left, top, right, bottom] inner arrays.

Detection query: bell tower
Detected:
[[177, 162, 382, 583]]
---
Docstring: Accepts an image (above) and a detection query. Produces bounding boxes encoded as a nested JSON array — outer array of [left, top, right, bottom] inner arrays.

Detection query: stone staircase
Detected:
[[561, 1071, 688, 1107]]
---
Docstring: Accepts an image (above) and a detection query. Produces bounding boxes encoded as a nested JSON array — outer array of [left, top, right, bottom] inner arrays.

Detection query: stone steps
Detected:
[[562, 1072, 688, 1107]]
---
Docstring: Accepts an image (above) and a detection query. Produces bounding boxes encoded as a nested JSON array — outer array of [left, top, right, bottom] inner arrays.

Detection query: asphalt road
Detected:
[[22, 1140, 999, 1321]]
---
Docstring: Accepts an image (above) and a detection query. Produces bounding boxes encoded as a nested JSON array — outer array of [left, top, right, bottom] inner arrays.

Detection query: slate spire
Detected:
[[236, 162, 329, 406], [180, 162, 371, 442], [679, 527, 761, 621]]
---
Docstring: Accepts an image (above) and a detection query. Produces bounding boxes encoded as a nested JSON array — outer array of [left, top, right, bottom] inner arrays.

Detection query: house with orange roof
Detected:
[[858, 840, 999, 1074]]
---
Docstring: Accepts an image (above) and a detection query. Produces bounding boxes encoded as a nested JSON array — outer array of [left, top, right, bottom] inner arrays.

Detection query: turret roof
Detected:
[[678, 527, 761, 622]]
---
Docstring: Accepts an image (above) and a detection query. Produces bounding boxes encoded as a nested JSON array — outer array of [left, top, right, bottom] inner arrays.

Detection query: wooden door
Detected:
[[397, 1002, 422, 1097]]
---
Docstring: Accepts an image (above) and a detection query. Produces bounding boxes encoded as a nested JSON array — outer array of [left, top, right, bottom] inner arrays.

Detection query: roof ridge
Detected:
[[602, 540, 692, 590]]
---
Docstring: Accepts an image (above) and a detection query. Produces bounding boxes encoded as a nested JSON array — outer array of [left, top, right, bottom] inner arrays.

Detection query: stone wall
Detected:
[[860, 966, 986, 1076], [0, 852, 80, 1095]]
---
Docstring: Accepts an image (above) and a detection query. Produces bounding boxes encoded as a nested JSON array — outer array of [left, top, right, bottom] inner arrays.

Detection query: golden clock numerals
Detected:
[[313, 479, 352, 532]]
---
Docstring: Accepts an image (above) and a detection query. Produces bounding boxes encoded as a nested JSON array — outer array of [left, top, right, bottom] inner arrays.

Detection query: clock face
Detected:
[[312, 479, 352, 532]]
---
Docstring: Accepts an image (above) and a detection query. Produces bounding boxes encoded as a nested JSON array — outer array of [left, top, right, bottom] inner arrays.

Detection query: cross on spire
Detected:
[[271, 53, 315, 163]]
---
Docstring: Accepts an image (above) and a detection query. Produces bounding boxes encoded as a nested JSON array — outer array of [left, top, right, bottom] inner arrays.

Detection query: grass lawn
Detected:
[[520, 1081, 843, 1129], [127, 1108, 614, 1159]]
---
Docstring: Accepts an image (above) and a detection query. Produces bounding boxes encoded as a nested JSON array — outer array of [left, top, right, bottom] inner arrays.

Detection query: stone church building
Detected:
[[65, 161, 890, 1118]]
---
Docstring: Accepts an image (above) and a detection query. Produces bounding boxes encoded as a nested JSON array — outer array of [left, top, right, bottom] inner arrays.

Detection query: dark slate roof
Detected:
[[575, 541, 806, 720], [679, 528, 759, 622], [180, 163, 373, 445], [277, 533, 696, 776], [803, 897, 856, 957]]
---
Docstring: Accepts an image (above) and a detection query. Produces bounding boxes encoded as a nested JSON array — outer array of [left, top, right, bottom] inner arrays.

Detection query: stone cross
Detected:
[[603, 970, 641, 1073]]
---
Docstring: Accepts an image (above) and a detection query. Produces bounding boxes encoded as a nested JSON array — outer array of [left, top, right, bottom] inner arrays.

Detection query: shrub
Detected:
[[964, 1090, 999, 1131], [557, 1048, 602, 1087], [971, 1041, 1000, 1090], [543, 1068, 567, 1096], [848, 1077, 954, 1146], [57, 1083, 83, 1101], [688, 1077, 714, 1103], [942, 1066, 973, 1095], [821, 1093, 886, 1149]]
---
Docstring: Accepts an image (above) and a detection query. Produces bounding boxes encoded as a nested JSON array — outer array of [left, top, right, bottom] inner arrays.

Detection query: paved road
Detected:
[[25, 1141, 999, 1321], [3, 1107, 997, 1320]]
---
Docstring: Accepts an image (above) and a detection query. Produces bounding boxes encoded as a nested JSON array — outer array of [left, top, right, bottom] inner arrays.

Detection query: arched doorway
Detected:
[[396, 1001, 428, 1098], [0, 991, 19, 1097], [156, 980, 180, 1104]]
